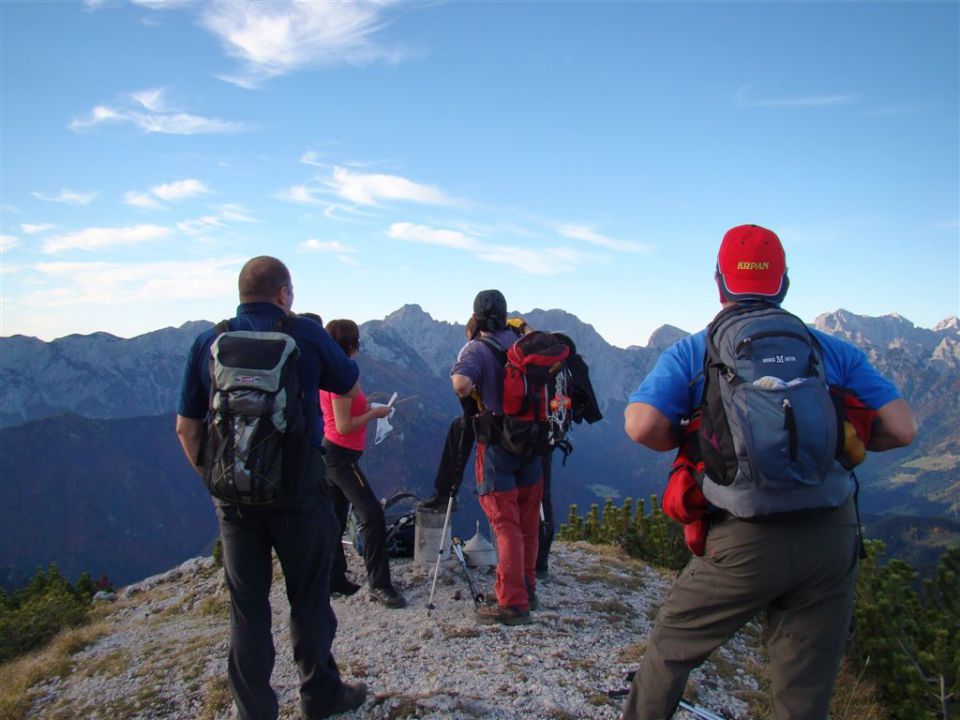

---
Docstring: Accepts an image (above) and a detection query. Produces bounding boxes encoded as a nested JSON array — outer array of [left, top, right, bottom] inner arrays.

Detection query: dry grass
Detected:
[[439, 623, 481, 639], [830, 656, 887, 720], [616, 640, 647, 664], [198, 674, 232, 720], [589, 598, 637, 619], [77, 647, 130, 680], [0, 622, 108, 720]]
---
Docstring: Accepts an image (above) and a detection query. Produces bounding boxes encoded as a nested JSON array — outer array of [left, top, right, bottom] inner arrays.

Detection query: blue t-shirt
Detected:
[[450, 328, 518, 414], [177, 302, 359, 447], [629, 327, 901, 431]]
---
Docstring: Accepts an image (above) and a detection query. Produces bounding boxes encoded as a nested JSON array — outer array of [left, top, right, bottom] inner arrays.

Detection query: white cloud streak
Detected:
[[386, 222, 583, 275], [20, 223, 56, 235], [299, 239, 357, 253], [151, 178, 210, 201], [278, 184, 326, 205], [198, 1, 401, 88], [558, 224, 651, 253], [1, 235, 21, 253], [324, 166, 449, 206], [42, 224, 171, 254], [70, 88, 248, 135], [124, 191, 164, 210], [26, 258, 243, 307], [32, 189, 97, 205], [736, 85, 857, 108]]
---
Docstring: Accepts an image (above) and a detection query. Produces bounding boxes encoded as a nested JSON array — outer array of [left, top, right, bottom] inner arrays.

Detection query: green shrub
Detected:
[[0, 563, 103, 664]]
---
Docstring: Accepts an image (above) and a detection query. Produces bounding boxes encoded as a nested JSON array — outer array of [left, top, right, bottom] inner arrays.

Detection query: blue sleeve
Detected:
[[176, 334, 210, 419], [814, 330, 901, 409], [298, 318, 359, 395], [628, 332, 705, 429]]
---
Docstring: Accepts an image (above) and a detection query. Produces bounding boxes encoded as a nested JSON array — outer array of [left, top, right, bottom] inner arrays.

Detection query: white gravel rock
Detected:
[[23, 543, 763, 720]]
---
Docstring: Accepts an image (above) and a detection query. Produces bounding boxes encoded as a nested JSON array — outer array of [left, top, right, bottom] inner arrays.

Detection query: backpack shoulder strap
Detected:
[[478, 336, 508, 366]]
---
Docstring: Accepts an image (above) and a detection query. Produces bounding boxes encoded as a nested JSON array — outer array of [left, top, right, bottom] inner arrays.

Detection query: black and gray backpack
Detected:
[[202, 317, 305, 505], [698, 302, 851, 518]]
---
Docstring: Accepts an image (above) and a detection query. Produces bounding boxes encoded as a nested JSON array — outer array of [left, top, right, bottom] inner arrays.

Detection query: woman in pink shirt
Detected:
[[320, 319, 405, 608]]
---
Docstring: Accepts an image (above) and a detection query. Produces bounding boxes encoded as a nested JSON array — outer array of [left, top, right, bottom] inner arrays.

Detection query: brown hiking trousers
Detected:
[[622, 495, 859, 720]]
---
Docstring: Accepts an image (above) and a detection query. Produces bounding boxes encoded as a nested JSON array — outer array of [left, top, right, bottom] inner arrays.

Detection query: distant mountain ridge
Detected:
[[1, 307, 957, 586]]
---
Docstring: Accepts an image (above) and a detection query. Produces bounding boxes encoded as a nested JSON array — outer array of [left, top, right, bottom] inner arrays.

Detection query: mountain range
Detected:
[[1, 306, 957, 587]]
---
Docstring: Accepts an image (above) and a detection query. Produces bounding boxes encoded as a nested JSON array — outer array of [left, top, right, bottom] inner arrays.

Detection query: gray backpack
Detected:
[[202, 318, 304, 505], [698, 303, 851, 518]]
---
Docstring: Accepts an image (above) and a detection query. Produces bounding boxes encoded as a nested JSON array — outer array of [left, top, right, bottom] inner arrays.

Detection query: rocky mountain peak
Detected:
[[934, 316, 960, 335], [647, 324, 690, 350]]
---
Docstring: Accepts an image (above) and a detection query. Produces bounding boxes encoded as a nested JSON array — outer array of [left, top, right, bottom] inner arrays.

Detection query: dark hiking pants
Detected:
[[432, 415, 476, 497], [323, 439, 393, 591], [216, 447, 346, 720], [622, 494, 859, 720], [536, 451, 554, 572]]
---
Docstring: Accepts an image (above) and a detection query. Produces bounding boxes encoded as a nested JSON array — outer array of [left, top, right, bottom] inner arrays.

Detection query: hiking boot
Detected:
[[535, 563, 549, 580], [330, 578, 361, 597], [369, 585, 406, 608], [315, 681, 367, 718], [476, 602, 531, 626], [418, 493, 456, 512], [527, 591, 539, 611]]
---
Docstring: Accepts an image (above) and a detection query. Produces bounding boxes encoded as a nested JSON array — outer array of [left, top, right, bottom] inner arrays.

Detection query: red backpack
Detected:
[[480, 331, 573, 458]]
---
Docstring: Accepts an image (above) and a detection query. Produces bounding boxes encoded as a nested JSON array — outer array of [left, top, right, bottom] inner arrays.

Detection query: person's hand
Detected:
[[371, 405, 393, 419]]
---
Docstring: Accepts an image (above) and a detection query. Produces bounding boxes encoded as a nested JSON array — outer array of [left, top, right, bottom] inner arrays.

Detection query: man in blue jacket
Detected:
[[176, 256, 365, 720], [622, 226, 917, 719]]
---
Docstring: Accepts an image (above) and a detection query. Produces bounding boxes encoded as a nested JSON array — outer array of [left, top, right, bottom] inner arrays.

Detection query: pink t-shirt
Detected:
[[319, 388, 367, 451]]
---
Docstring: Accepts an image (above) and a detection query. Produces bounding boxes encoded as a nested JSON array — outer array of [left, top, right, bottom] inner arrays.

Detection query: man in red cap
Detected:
[[621, 225, 917, 719]]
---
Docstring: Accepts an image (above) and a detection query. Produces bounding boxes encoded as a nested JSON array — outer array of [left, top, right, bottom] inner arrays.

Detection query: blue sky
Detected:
[[1, 1, 957, 348]]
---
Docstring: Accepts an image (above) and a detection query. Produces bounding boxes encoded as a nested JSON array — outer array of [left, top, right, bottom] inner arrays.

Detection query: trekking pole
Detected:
[[450, 536, 485, 607], [608, 673, 728, 720], [426, 494, 455, 615]]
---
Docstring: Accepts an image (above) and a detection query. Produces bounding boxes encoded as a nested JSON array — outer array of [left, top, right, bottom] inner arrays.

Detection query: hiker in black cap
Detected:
[[450, 290, 543, 625]]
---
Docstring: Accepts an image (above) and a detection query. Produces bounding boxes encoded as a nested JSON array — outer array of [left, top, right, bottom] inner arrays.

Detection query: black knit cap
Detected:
[[473, 289, 507, 330]]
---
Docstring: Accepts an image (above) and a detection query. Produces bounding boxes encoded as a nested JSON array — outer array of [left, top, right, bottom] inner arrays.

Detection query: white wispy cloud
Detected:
[[299, 238, 360, 266], [0, 235, 21, 253], [278, 184, 326, 205], [736, 85, 857, 108], [300, 150, 326, 167], [386, 222, 583, 275], [387, 223, 477, 250], [32, 189, 98, 205], [42, 224, 171, 254], [324, 166, 450, 206], [558, 224, 651, 253], [26, 258, 242, 307], [215, 204, 258, 223], [70, 88, 248, 135], [299, 239, 356, 253], [197, 1, 402, 88], [20, 223, 56, 235], [125, 178, 213, 209], [124, 191, 163, 210], [151, 178, 210, 201]]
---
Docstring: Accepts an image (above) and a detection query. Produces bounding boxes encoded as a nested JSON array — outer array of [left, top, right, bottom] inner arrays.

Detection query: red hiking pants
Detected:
[[476, 442, 543, 610]]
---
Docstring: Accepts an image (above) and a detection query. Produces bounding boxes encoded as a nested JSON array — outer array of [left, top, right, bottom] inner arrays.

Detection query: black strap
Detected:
[[852, 471, 867, 560], [478, 335, 508, 365]]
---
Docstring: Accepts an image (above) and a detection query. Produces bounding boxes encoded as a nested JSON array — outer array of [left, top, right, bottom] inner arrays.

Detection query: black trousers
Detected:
[[431, 415, 476, 496], [537, 451, 554, 571], [323, 439, 392, 591], [216, 446, 344, 720]]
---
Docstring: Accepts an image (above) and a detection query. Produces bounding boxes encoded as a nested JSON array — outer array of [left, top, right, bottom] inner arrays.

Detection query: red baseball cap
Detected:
[[716, 224, 788, 301]]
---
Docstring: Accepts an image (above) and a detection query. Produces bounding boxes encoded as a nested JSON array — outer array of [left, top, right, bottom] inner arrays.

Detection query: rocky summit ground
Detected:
[[22, 542, 764, 719]]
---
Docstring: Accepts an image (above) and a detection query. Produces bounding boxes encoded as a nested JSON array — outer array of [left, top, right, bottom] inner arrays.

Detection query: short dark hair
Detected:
[[325, 319, 360, 356], [238, 256, 291, 302]]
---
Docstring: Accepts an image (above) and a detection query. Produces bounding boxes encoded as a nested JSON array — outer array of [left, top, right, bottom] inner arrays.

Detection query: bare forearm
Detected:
[[175, 415, 204, 475], [624, 402, 678, 451], [867, 398, 917, 451]]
